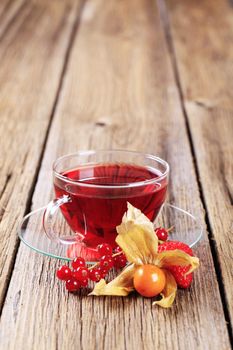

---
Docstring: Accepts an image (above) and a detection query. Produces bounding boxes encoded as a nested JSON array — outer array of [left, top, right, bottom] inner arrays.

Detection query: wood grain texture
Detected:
[[0, 0, 26, 40], [0, 0, 84, 308], [0, 0, 230, 349], [164, 0, 233, 325]]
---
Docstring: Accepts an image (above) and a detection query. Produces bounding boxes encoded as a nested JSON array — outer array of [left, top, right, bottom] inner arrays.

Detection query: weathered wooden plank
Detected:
[[0, 0, 230, 349], [0, 0, 84, 308], [164, 0, 233, 326], [0, 0, 26, 40]]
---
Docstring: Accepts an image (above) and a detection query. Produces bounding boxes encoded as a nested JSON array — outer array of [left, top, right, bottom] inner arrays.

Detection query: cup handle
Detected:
[[43, 195, 78, 244]]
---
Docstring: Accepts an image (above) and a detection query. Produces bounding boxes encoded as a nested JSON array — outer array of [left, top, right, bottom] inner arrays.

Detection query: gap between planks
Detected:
[[156, 0, 233, 343], [0, 0, 87, 316]]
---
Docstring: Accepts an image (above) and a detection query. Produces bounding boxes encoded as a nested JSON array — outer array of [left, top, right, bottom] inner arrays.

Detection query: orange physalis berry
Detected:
[[133, 264, 166, 297]]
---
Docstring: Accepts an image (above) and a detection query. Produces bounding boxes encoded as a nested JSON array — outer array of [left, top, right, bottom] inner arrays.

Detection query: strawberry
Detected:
[[158, 241, 193, 256], [158, 241, 193, 289], [168, 265, 193, 288]]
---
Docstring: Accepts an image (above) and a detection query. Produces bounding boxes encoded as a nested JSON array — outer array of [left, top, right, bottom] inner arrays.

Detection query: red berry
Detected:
[[97, 243, 113, 256], [97, 266, 108, 277], [113, 254, 127, 269], [99, 255, 114, 271], [80, 278, 88, 287], [114, 246, 122, 254], [101, 268, 108, 277], [72, 257, 86, 269], [169, 265, 193, 288], [97, 266, 108, 278], [158, 241, 193, 256], [72, 267, 89, 280], [56, 265, 72, 281], [158, 241, 194, 288], [113, 256, 119, 268], [65, 278, 80, 292], [89, 268, 102, 282], [155, 227, 168, 241]]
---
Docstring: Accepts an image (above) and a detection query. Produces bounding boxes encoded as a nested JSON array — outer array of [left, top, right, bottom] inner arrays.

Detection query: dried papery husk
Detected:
[[153, 270, 177, 308], [154, 250, 199, 274], [89, 264, 135, 296], [116, 203, 158, 265]]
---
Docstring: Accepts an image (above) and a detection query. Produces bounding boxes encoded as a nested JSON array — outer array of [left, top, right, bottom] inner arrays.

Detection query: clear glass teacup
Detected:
[[43, 150, 169, 248]]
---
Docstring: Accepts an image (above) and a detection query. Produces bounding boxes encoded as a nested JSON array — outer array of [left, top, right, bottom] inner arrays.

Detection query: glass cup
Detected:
[[43, 150, 169, 248]]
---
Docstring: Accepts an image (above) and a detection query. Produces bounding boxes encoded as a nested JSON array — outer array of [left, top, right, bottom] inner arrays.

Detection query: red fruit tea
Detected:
[[54, 163, 167, 248]]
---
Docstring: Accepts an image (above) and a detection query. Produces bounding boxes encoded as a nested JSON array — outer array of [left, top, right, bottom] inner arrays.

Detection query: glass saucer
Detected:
[[18, 203, 203, 263]]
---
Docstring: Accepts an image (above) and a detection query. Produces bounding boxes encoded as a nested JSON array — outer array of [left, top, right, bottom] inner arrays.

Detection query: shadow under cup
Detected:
[[49, 150, 169, 248]]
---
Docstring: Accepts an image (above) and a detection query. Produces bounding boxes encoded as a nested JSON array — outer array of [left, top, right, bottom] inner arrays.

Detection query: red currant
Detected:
[[97, 266, 108, 278], [99, 267, 108, 277], [97, 243, 113, 256], [113, 254, 127, 269], [72, 267, 89, 280], [56, 265, 72, 281], [72, 257, 86, 269], [89, 268, 102, 282], [99, 255, 114, 271], [80, 278, 88, 287], [114, 246, 122, 254], [155, 227, 168, 241], [65, 278, 80, 292]]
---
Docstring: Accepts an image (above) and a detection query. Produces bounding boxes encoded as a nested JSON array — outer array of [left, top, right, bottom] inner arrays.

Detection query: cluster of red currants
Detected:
[[56, 228, 169, 292], [56, 243, 128, 292]]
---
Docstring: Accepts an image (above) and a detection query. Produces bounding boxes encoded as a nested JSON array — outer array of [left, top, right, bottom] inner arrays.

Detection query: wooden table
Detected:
[[0, 0, 232, 349]]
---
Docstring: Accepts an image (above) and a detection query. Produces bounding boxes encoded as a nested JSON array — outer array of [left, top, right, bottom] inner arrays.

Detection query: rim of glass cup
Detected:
[[53, 149, 170, 189]]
